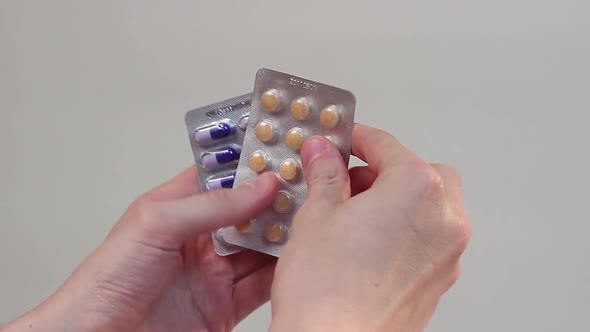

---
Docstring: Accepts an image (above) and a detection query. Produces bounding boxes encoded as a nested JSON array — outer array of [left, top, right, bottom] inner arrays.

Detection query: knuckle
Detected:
[[411, 163, 445, 198], [445, 264, 462, 290], [128, 196, 164, 232], [432, 163, 462, 187], [445, 213, 471, 258]]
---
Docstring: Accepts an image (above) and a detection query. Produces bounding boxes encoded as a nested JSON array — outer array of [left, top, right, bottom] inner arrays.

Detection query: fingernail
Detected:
[[306, 138, 328, 163]]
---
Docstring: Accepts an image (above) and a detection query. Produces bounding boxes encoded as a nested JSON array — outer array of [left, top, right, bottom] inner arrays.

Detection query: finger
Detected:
[[232, 263, 275, 324], [229, 250, 277, 282], [352, 123, 412, 174], [300, 136, 351, 206], [145, 165, 200, 201], [431, 163, 464, 209], [349, 166, 377, 196], [158, 172, 280, 245]]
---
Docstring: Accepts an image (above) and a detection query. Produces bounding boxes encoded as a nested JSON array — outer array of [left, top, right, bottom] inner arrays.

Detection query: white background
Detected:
[[1, 1, 589, 331]]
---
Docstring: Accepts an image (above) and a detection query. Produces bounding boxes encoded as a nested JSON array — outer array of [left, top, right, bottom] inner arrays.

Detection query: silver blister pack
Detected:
[[223, 69, 356, 256], [184, 93, 252, 256]]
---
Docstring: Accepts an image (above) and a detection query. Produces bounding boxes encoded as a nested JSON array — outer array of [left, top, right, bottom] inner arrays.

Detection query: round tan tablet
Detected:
[[290, 97, 311, 120], [255, 120, 275, 143], [261, 89, 281, 112], [279, 159, 299, 181], [264, 223, 287, 243], [236, 220, 252, 233], [272, 191, 293, 213], [320, 105, 341, 129], [248, 151, 268, 173], [285, 128, 305, 151]]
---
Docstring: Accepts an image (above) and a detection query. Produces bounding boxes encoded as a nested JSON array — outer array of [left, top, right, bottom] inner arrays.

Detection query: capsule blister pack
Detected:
[[223, 68, 356, 256], [184, 93, 252, 256]]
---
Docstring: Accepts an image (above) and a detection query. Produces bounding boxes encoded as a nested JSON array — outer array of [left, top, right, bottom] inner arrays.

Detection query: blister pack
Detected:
[[184, 93, 252, 256], [223, 68, 356, 256]]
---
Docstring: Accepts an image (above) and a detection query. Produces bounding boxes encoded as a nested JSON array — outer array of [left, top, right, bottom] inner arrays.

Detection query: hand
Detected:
[[270, 124, 471, 332], [3, 167, 279, 332]]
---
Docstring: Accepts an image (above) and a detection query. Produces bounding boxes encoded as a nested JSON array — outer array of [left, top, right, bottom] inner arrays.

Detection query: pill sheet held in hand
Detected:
[[223, 69, 356, 257]]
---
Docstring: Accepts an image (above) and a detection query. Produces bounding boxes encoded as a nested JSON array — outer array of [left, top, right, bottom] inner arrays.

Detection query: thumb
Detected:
[[300, 136, 351, 206], [130, 172, 280, 248]]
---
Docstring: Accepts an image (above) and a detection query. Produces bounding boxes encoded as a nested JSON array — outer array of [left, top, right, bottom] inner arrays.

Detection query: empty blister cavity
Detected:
[[255, 120, 277, 143], [291, 97, 311, 120], [238, 115, 250, 131], [205, 172, 236, 190], [273, 191, 294, 213], [193, 120, 236, 146], [201, 145, 241, 171], [261, 89, 281, 112], [285, 127, 306, 151], [248, 151, 269, 173], [264, 223, 288, 243], [279, 159, 299, 181], [213, 229, 229, 245], [320, 105, 341, 129]]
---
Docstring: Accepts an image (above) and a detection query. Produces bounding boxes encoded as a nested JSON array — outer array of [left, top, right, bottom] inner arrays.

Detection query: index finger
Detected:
[[351, 124, 411, 174]]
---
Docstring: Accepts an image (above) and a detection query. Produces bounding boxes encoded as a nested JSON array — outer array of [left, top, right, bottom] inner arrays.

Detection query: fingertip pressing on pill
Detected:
[[320, 105, 341, 129], [264, 223, 287, 243], [249, 151, 269, 173], [255, 120, 276, 143], [261, 89, 281, 112], [285, 128, 305, 151], [279, 159, 299, 181], [291, 97, 311, 120]]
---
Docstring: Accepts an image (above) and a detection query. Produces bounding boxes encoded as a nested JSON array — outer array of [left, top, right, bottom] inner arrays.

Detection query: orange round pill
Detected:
[[264, 223, 287, 243], [320, 105, 341, 129], [290, 97, 311, 120], [255, 120, 275, 143], [279, 159, 299, 181], [261, 89, 281, 112], [249, 151, 268, 173], [285, 128, 305, 151], [273, 191, 293, 213]]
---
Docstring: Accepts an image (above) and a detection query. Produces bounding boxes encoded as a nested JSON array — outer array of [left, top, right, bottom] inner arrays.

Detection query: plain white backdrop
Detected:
[[1, 1, 589, 331]]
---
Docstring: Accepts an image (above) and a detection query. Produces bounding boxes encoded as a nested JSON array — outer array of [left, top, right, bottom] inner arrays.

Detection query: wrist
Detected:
[[1, 299, 67, 332], [1, 282, 108, 332], [269, 301, 364, 332]]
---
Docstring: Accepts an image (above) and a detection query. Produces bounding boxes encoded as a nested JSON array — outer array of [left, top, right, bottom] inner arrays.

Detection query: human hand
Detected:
[[4, 167, 279, 332], [270, 124, 471, 332]]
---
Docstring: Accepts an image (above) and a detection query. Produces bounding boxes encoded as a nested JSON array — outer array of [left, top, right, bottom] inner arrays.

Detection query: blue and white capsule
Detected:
[[193, 120, 236, 146], [200, 145, 241, 171], [205, 172, 236, 190]]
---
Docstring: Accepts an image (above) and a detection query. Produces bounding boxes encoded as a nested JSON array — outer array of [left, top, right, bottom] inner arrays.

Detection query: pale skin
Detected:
[[1, 124, 470, 332]]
